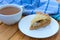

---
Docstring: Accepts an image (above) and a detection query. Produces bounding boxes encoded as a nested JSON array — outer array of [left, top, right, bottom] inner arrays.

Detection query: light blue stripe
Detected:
[[0, 0, 3, 3], [44, 0, 50, 13], [6, 0, 14, 3]]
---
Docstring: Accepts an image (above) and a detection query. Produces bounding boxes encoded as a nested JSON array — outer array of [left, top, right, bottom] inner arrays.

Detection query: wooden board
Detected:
[[0, 20, 60, 40], [0, 23, 18, 40]]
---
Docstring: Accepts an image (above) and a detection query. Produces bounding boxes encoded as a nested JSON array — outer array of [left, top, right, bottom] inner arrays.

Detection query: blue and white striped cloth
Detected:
[[0, 0, 60, 21]]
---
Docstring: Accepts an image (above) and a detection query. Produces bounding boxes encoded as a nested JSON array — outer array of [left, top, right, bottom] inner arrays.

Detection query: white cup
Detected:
[[0, 4, 23, 25]]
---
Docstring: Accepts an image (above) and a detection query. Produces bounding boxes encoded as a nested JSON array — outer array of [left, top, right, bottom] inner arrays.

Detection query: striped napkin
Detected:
[[0, 0, 60, 21]]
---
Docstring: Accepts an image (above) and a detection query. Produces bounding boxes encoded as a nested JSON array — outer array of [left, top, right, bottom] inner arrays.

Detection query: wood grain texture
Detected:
[[0, 23, 18, 40], [0, 18, 60, 40], [9, 31, 24, 40], [0, 20, 60, 40], [10, 30, 60, 40]]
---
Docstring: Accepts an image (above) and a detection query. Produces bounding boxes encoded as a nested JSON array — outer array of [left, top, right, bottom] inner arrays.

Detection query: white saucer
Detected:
[[18, 15, 59, 38]]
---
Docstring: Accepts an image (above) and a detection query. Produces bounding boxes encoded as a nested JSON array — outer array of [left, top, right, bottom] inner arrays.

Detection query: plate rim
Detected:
[[18, 14, 59, 38]]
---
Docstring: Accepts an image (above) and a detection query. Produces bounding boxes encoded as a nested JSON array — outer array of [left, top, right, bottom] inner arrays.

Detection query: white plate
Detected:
[[18, 15, 59, 38]]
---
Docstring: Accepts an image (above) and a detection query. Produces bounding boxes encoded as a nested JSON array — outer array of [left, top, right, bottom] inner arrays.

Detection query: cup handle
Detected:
[[20, 6, 24, 13]]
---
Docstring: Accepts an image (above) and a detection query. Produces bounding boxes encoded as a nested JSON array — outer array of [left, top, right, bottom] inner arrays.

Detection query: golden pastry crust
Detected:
[[30, 12, 51, 30]]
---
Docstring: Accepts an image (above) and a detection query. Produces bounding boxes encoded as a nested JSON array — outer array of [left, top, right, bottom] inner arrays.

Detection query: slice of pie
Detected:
[[30, 12, 51, 30]]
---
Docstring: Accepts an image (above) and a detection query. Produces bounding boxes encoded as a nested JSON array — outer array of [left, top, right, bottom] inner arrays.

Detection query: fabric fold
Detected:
[[0, 0, 60, 21]]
